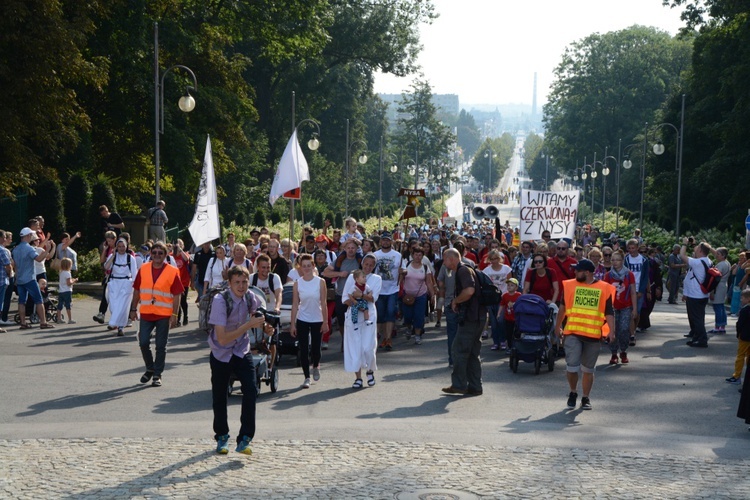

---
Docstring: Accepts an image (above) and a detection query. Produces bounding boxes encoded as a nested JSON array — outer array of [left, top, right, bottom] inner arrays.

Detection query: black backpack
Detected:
[[456, 264, 502, 306]]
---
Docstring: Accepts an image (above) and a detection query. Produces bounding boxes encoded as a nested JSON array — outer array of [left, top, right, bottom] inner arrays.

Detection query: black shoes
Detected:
[[567, 392, 578, 408], [140, 370, 154, 384], [686, 341, 708, 348], [581, 397, 592, 410]]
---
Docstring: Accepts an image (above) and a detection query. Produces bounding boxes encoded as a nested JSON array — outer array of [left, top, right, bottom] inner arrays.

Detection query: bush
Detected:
[[334, 213, 343, 229], [30, 179, 66, 237], [76, 248, 104, 282], [253, 209, 266, 227], [65, 174, 91, 247], [270, 211, 281, 225], [314, 212, 324, 229], [325, 213, 335, 226], [89, 175, 117, 244]]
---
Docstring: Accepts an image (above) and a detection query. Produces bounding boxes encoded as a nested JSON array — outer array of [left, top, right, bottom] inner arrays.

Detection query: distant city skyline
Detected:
[[374, 0, 686, 107]]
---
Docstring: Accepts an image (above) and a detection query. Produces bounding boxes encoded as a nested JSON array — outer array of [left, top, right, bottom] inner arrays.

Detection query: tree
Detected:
[[64, 173, 92, 246], [470, 135, 515, 192], [543, 25, 692, 215], [0, 0, 109, 198], [456, 109, 481, 161], [30, 180, 66, 238], [89, 175, 117, 242]]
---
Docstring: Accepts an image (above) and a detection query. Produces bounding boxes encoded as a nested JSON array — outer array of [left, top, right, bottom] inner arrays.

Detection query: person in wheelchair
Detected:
[[208, 265, 274, 456]]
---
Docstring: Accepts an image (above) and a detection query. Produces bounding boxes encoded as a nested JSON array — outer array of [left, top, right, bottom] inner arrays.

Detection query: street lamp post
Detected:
[[154, 22, 198, 206], [581, 163, 597, 216], [345, 119, 367, 216], [484, 148, 495, 193], [621, 142, 641, 233], [542, 152, 553, 190], [652, 93, 686, 237], [379, 135, 398, 230]]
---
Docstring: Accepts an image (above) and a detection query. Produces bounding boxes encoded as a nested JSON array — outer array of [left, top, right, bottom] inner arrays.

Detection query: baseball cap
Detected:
[[574, 259, 596, 272], [380, 231, 392, 240], [315, 234, 328, 243], [506, 278, 519, 286], [19, 227, 34, 238]]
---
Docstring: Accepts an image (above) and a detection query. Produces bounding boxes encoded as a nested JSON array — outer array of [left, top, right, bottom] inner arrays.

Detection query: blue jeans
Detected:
[[376, 292, 398, 323], [0, 283, 5, 318], [210, 352, 256, 443], [731, 286, 742, 315], [57, 291, 72, 311], [402, 294, 428, 331], [138, 317, 170, 375], [488, 304, 506, 345], [713, 302, 727, 328], [444, 306, 459, 365], [1, 276, 12, 321]]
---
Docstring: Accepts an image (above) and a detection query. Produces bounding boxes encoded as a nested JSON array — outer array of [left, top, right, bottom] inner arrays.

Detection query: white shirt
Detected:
[[373, 249, 402, 296], [59, 270, 72, 293], [684, 256, 710, 299], [625, 253, 645, 287], [482, 264, 512, 294], [295, 276, 324, 323], [250, 272, 283, 310], [205, 257, 228, 288]]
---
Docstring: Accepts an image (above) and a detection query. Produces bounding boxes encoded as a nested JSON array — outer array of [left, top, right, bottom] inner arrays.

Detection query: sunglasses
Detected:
[[603, 253, 612, 257], [151, 250, 166, 256], [533, 260, 545, 264]]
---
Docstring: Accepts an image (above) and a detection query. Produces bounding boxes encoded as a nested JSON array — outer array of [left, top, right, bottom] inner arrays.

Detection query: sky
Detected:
[[374, 0, 687, 107]]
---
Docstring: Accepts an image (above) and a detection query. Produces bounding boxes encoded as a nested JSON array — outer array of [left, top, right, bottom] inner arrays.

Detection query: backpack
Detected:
[[252, 273, 277, 293], [198, 283, 230, 333], [455, 264, 502, 306], [697, 260, 722, 294]]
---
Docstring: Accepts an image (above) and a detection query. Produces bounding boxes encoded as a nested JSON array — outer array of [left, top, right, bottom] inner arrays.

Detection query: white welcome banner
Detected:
[[519, 189, 579, 240]]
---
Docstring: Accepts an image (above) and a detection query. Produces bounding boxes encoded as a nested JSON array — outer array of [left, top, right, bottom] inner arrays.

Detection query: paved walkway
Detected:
[[2, 438, 748, 499]]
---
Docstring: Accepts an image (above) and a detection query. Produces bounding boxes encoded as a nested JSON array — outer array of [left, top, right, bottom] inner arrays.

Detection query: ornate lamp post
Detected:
[[345, 119, 367, 216], [652, 94, 686, 237]]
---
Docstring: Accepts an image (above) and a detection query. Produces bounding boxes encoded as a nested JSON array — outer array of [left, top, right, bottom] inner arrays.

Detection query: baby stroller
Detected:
[[15, 286, 58, 324], [276, 282, 303, 367], [508, 294, 557, 374], [228, 286, 280, 396]]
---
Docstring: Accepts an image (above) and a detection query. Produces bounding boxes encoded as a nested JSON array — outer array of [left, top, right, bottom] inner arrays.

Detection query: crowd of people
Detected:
[[3, 208, 750, 452]]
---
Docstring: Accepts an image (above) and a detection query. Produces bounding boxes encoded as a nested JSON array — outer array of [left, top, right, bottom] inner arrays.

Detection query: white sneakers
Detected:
[[302, 378, 311, 389]]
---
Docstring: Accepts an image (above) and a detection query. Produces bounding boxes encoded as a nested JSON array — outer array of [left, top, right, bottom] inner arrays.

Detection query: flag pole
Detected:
[[290, 91, 296, 241]]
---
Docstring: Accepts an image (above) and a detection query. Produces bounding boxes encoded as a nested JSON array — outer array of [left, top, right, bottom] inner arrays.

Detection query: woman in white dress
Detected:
[[342, 254, 382, 388], [104, 238, 138, 336], [204, 245, 228, 290], [290, 254, 329, 389]]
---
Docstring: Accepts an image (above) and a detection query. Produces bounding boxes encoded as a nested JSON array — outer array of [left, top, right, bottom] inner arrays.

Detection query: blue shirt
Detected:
[[207, 290, 261, 362], [12, 242, 38, 285], [0, 247, 10, 286]]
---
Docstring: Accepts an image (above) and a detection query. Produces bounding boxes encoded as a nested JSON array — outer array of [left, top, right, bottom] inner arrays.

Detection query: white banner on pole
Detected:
[[188, 136, 221, 246], [445, 188, 463, 218], [269, 129, 310, 206], [519, 189, 579, 240]]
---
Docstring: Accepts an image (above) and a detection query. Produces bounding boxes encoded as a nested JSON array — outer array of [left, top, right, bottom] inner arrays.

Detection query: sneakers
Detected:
[[152, 375, 162, 387], [629, 335, 636, 346], [581, 397, 592, 410], [435, 321, 441, 328], [93, 313, 104, 324], [216, 434, 230, 454], [68, 319, 76, 324], [726, 376, 742, 385], [500, 341, 508, 350], [312, 367, 320, 381], [140, 371, 154, 384], [619, 352, 629, 364], [117, 327, 124, 337], [235, 436, 252, 455], [321, 342, 329, 350], [490, 344, 500, 351], [481, 330, 489, 339], [414, 335, 422, 345], [567, 392, 578, 408], [302, 378, 311, 389], [609, 354, 619, 365]]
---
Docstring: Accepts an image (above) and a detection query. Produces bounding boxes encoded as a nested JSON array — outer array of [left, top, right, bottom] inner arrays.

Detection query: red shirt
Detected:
[[547, 256, 578, 288], [133, 264, 185, 322], [501, 291, 523, 321], [524, 267, 558, 302], [173, 252, 192, 287]]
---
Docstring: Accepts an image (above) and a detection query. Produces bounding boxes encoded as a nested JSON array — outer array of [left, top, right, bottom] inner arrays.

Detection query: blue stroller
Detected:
[[508, 294, 557, 374]]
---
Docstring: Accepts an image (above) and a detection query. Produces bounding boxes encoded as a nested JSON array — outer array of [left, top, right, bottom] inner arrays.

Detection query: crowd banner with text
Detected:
[[519, 189, 579, 240]]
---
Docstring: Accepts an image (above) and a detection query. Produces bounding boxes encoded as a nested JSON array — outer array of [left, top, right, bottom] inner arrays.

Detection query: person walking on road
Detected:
[[342, 254, 381, 388], [441, 249, 484, 396], [373, 232, 402, 351], [681, 240, 712, 348], [13, 227, 55, 330], [129, 242, 184, 387], [208, 265, 274, 455], [603, 251, 637, 365], [554, 259, 615, 410], [290, 254, 329, 389]]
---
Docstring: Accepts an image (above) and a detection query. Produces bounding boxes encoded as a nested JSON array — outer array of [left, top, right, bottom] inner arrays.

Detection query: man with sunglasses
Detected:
[[548, 240, 578, 304], [129, 242, 184, 387]]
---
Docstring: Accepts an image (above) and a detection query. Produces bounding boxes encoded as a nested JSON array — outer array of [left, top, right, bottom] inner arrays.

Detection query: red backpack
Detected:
[[698, 261, 722, 294]]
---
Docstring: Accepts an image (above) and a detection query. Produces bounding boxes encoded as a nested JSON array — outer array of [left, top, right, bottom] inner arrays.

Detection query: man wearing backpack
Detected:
[[442, 248, 485, 396], [208, 265, 274, 455], [681, 240, 713, 348]]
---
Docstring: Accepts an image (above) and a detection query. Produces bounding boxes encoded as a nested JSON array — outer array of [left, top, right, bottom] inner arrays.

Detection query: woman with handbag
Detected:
[[398, 247, 435, 345]]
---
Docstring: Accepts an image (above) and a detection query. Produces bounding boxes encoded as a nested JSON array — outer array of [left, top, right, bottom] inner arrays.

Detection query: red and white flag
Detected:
[[269, 129, 310, 206]]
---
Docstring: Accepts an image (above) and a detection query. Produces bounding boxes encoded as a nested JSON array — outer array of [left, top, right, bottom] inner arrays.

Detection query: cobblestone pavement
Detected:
[[2, 438, 749, 499]]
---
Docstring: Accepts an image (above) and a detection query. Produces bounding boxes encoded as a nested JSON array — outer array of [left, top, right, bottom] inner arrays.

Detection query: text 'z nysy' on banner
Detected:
[[519, 190, 579, 240]]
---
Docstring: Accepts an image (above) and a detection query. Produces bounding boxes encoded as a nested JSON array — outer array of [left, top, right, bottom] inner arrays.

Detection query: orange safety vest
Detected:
[[562, 279, 614, 340], [138, 262, 180, 317]]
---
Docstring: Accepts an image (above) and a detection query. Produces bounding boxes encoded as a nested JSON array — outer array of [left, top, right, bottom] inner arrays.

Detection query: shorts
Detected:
[[57, 291, 72, 310], [564, 334, 600, 373], [17, 280, 43, 306], [376, 292, 398, 323]]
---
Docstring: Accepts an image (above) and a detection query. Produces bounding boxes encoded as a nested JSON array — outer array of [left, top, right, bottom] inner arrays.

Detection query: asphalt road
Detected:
[[1, 293, 748, 461]]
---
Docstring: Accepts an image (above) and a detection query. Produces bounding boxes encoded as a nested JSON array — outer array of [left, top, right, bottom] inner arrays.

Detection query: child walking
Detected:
[[57, 257, 77, 324], [727, 289, 750, 384]]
